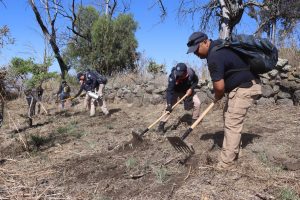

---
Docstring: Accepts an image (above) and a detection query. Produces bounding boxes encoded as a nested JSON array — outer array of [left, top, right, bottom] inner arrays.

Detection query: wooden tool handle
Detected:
[[147, 93, 189, 129], [191, 102, 215, 129]]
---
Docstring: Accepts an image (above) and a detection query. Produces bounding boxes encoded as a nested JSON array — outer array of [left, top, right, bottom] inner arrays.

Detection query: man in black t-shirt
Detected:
[[187, 32, 262, 170]]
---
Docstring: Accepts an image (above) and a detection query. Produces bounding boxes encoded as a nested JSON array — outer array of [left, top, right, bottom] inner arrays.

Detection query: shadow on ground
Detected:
[[200, 131, 261, 150]]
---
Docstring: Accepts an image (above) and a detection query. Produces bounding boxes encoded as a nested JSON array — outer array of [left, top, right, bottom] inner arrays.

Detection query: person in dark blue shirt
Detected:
[[158, 63, 201, 134], [187, 32, 262, 170], [74, 70, 109, 117]]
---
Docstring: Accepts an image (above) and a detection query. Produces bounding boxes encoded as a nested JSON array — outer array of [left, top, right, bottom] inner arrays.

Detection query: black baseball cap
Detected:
[[175, 63, 187, 77], [187, 32, 208, 54]]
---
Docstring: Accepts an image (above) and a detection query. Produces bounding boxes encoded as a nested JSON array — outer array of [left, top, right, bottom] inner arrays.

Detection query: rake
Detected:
[[167, 102, 215, 153]]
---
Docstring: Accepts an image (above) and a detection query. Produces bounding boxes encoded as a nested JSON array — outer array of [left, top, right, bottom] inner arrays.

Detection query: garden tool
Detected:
[[167, 102, 215, 153], [132, 93, 189, 141]]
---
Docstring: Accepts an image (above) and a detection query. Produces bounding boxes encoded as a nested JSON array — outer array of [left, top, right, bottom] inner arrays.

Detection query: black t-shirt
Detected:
[[207, 40, 257, 92]]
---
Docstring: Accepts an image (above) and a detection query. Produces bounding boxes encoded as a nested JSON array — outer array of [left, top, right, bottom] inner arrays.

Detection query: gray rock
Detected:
[[153, 86, 166, 94], [272, 85, 280, 94], [260, 77, 270, 85], [268, 69, 279, 78], [279, 73, 288, 79], [124, 93, 134, 104], [261, 84, 274, 97], [106, 93, 116, 102], [292, 71, 300, 79], [282, 64, 292, 72], [279, 80, 300, 91], [277, 91, 291, 99], [276, 98, 294, 106], [122, 88, 131, 94], [293, 90, 300, 106], [276, 58, 288, 69], [256, 97, 275, 105], [150, 94, 163, 105], [116, 89, 123, 98], [132, 85, 142, 95], [259, 73, 271, 79], [145, 85, 155, 94], [287, 73, 296, 81], [142, 93, 152, 104], [197, 91, 209, 104]]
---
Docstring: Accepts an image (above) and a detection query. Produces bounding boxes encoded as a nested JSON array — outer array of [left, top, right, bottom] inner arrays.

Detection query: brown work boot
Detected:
[[215, 161, 236, 171]]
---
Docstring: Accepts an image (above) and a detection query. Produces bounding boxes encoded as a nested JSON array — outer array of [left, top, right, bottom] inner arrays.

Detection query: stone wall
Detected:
[[104, 58, 300, 106], [257, 58, 300, 106]]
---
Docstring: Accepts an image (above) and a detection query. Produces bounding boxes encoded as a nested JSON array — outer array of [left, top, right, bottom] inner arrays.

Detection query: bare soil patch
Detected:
[[0, 98, 299, 199]]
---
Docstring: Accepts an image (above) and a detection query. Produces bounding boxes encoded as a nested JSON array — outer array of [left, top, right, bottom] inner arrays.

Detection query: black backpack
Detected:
[[86, 70, 108, 85], [213, 34, 278, 75]]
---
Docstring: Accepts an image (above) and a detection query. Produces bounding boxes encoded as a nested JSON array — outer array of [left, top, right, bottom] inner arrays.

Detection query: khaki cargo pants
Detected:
[[220, 82, 262, 165], [84, 84, 109, 116], [160, 92, 201, 123]]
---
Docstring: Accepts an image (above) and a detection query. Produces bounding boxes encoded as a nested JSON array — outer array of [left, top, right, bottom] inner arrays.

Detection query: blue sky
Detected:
[[0, 0, 258, 74]]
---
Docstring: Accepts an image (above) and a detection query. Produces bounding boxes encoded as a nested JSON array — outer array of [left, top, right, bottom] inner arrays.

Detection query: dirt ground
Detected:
[[0, 97, 299, 200]]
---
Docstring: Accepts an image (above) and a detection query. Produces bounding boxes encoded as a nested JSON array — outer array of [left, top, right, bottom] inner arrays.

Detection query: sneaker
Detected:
[[157, 122, 165, 134]]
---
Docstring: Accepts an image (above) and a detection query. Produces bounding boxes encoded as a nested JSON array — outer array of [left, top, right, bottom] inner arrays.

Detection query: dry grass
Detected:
[[0, 79, 299, 199]]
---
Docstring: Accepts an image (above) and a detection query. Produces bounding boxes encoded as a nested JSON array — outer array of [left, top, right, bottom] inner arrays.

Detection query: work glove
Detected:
[[166, 104, 172, 113]]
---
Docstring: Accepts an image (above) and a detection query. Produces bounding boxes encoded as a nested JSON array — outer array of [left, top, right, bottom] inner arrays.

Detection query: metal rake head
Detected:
[[131, 130, 144, 142], [167, 136, 194, 154]]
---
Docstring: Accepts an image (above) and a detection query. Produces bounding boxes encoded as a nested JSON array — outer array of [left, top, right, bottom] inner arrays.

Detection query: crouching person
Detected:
[[158, 63, 201, 134], [74, 70, 109, 117]]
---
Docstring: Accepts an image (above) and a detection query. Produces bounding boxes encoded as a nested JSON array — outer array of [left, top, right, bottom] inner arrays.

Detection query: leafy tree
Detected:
[[9, 57, 57, 89], [0, 1, 14, 49], [65, 11, 138, 75], [63, 6, 100, 71], [147, 60, 165, 75]]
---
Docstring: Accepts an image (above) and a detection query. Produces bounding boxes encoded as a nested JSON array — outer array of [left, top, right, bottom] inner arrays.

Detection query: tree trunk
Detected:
[[219, 0, 232, 39], [105, 0, 109, 16], [28, 0, 68, 79], [271, 20, 276, 44]]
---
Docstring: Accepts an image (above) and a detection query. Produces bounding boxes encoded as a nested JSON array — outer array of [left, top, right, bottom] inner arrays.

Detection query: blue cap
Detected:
[[187, 32, 208, 53]]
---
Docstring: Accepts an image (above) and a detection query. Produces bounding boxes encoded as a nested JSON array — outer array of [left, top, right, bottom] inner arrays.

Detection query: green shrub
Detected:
[[125, 157, 137, 169], [30, 135, 52, 149], [278, 187, 300, 200], [155, 167, 168, 183]]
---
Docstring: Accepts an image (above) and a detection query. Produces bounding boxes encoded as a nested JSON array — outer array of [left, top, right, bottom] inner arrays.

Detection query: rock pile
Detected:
[[258, 58, 300, 106]]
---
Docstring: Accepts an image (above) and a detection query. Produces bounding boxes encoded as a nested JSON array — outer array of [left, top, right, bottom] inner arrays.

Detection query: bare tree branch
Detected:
[[157, 0, 167, 18], [28, 0, 68, 78]]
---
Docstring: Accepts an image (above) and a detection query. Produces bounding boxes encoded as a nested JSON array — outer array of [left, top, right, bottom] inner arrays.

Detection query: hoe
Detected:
[[132, 93, 189, 141]]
